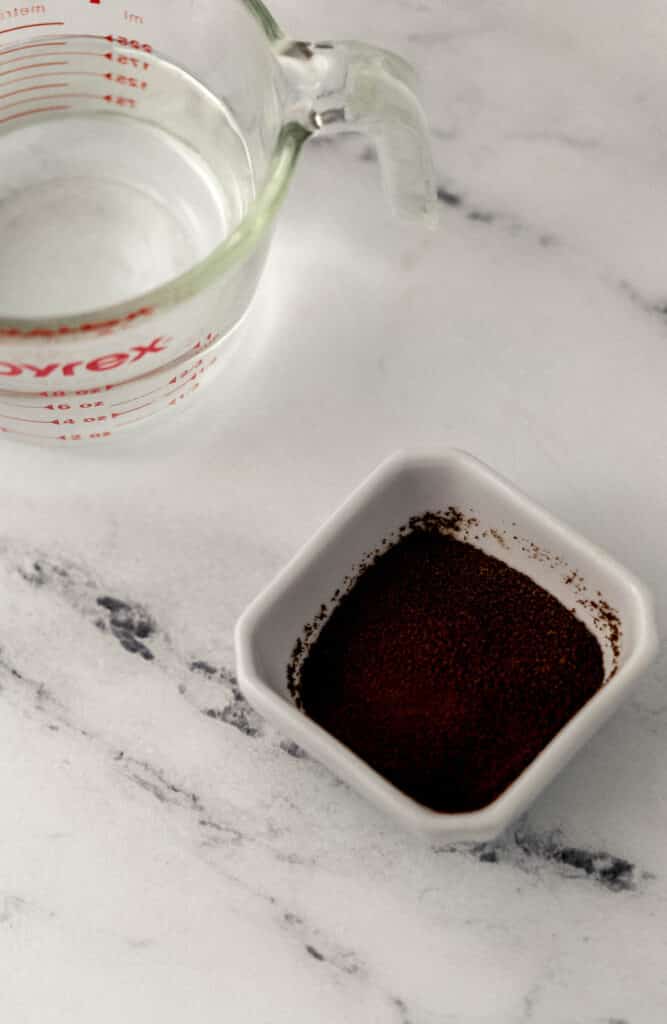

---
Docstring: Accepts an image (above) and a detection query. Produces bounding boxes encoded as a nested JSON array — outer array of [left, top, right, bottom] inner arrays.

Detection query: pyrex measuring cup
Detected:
[[0, 0, 436, 444]]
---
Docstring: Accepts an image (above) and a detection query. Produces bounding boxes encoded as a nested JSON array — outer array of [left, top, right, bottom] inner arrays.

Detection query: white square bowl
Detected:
[[234, 450, 658, 840]]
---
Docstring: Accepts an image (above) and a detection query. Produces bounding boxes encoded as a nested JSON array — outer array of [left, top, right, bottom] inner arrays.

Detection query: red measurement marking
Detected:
[[105, 35, 152, 53], [115, 55, 149, 70], [0, 41, 67, 57], [104, 94, 136, 107], [67, 52, 113, 59], [0, 52, 101, 67], [0, 92, 103, 111], [53, 431, 112, 441], [6, 72, 108, 83], [0, 104, 69, 124], [0, 52, 111, 68], [0, 61, 68, 78], [0, 22, 65, 36], [0, 53, 60, 67], [0, 82, 67, 101], [90, 0, 101, 4], [73, 386, 117, 395], [105, 73, 147, 89], [0, 306, 154, 339]]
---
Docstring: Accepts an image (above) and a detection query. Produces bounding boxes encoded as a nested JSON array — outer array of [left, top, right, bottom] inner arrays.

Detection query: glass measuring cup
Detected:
[[0, 0, 436, 444]]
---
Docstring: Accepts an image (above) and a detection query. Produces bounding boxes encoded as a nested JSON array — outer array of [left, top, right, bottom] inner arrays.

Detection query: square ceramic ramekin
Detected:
[[234, 450, 658, 840]]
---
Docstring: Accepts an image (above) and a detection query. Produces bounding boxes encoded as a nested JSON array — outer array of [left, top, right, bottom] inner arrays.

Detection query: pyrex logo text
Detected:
[[0, 337, 168, 378]]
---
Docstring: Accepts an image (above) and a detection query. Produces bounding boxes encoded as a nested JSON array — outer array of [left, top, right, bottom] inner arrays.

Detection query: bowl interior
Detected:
[[248, 453, 645, 701]]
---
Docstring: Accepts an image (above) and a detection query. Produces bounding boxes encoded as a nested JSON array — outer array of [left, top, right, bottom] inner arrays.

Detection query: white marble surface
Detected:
[[2, 1, 667, 1021]]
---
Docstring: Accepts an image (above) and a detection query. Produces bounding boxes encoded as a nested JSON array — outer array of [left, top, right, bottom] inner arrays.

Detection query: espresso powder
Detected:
[[297, 520, 605, 812]]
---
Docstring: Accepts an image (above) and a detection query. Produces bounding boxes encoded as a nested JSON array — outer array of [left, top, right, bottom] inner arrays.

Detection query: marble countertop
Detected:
[[2, 1, 667, 1020]]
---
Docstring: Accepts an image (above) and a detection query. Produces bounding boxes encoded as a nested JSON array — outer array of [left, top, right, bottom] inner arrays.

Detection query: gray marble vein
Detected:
[[2, 1, 667, 1020]]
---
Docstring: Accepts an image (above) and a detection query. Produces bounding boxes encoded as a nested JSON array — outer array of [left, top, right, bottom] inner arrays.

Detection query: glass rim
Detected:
[[0, 0, 305, 341]]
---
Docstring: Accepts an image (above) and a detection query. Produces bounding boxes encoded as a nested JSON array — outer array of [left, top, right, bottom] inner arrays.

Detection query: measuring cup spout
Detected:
[[276, 40, 437, 226]]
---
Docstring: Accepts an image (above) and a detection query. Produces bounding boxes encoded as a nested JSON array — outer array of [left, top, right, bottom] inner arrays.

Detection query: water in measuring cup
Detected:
[[0, 42, 254, 318]]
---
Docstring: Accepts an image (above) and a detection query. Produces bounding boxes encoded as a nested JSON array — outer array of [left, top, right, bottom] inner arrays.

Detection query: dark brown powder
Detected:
[[296, 519, 605, 813]]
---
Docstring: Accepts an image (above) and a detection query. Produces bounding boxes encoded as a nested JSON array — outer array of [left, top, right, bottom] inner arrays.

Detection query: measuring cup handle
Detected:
[[276, 40, 437, 225]]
